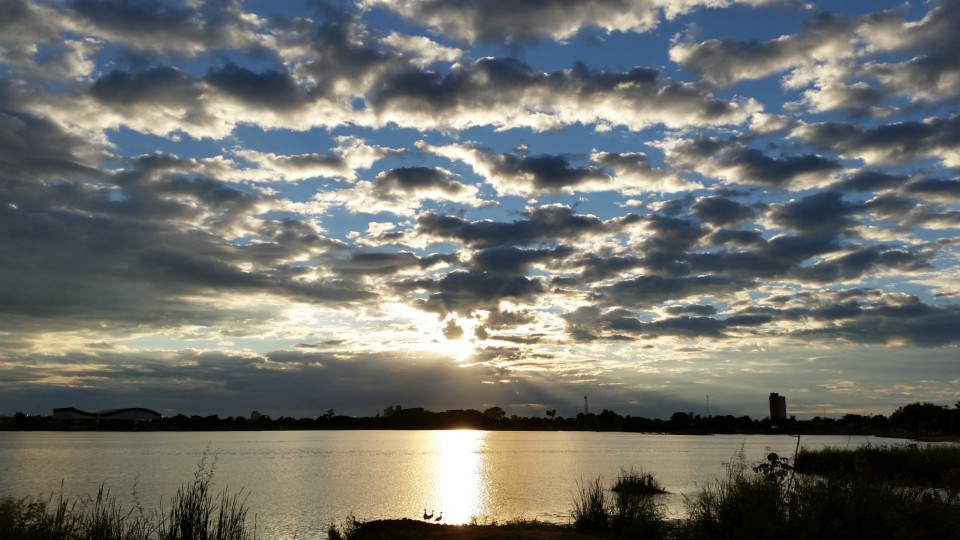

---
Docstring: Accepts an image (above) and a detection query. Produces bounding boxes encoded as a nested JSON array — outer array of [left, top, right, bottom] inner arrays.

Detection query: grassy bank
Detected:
[[794, 443, 960, 489]]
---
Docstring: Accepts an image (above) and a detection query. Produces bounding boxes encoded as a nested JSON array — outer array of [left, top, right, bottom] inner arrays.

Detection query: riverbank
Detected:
[[344, 519, 599, 540]]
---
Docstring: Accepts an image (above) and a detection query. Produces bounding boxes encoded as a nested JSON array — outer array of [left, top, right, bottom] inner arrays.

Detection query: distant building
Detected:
[[250, 410, 262, 421], [769, 393, 787, 421], [383, 405, 402, 417], [53, 407, 161, 422]]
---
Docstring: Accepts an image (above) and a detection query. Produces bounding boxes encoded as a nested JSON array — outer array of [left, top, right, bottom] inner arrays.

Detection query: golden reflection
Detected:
[[426, 430, 489, 524]]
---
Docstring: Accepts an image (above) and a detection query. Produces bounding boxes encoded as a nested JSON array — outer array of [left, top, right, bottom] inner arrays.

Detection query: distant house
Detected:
[[53, 407, 162, 422]]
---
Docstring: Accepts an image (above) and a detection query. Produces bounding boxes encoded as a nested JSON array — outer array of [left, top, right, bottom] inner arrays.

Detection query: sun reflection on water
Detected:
[[426, 430, 489, 524]]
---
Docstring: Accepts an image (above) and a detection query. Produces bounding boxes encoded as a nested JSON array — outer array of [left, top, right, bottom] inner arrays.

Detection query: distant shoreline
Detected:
[[3, 401, 958, 439]]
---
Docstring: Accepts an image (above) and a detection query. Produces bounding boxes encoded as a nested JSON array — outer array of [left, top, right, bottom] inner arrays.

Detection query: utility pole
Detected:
[[584, 395, 589, 415], [706, 394, 710, 417]]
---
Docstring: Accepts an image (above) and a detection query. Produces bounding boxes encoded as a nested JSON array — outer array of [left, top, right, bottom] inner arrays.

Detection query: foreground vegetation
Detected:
[[0, 456, 256, 540], [5, 445, 960, 539]]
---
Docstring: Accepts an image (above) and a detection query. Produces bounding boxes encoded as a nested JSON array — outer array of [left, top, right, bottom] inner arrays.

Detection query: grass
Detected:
[[794, 443, 960, 491], [571, 468, 668, 538], [678, 448, 960, 540], [0, 455, 257, 540]]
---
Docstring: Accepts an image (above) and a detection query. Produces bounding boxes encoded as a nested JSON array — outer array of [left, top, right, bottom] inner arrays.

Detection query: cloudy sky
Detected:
[[2, 0, 958, 420]]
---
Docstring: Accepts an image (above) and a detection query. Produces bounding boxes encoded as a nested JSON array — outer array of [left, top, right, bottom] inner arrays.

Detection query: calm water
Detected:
[[0, 430, 911, 539]]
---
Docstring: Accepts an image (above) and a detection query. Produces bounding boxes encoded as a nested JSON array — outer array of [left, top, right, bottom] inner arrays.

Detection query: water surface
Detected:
[[0, 430, 909, 539]]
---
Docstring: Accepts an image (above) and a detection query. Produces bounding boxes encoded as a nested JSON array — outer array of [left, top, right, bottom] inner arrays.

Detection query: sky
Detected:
[[1, 0, 959, 421]]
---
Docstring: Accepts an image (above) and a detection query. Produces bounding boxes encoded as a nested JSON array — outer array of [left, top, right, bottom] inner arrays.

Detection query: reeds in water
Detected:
[[0, 455, 257, 540]]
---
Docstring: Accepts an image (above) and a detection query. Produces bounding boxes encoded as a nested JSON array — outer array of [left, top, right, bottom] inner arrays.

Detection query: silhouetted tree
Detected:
[[484, 406, 506, 422]]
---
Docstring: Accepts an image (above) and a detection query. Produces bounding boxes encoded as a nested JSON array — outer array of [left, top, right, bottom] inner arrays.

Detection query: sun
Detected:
[[441, 315, 478, 362]]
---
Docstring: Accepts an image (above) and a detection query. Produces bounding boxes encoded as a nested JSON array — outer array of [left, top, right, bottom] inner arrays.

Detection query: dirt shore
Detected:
[[349, 519, 603, 540]]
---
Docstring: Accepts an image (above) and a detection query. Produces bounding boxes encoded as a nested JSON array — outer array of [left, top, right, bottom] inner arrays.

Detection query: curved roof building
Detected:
[[53, 407, 162, 421]]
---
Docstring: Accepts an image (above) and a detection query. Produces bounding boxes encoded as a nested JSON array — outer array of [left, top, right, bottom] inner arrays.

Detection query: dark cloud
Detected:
[[374, 166, 465, 195], [492, 152, 609, 193], [596, 274, 750, 309], [795, 114, 960, 166], [576, 254, 643, 283], [791, 247, 929, 283], [563, 306, 772, 341], [863, 193, 916, 219], [905, 178, 960, 201], [671, 11, 857, 86], [415, 205, 635, 248], [471, 245, 574, 274], [687, 234, 842, 280], [204, 63, 304, 109], [67, 0, 265, 56], [298, 15, 399, 96], [668, 137, 842, 188], [690, 195, 757, 226], [665, 304, 717, 316], [330, 251, 422, 276], [641, 215, 708, 253], [88, 66, 203, 105], [768, 191, 858, 236], [403, 270, 545, 316], [836, 170, 908, 192], [370, 57, 757, 131], [0, 0, 57, 43], [799, 297, 960, 347], [0, 107, 106, 181], [363, 0, 745, 44], [719, 148, 841, 187]]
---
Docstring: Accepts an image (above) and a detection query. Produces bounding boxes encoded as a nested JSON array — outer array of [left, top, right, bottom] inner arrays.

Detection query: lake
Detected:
[[0, 430, 911, 539]]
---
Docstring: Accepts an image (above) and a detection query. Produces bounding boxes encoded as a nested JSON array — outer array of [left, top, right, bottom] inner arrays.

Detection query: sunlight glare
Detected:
[[426, 430, 489, 524]]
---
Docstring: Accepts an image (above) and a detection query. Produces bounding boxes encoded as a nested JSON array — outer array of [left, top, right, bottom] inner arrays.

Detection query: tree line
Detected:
[[3, 402, 959, 436]]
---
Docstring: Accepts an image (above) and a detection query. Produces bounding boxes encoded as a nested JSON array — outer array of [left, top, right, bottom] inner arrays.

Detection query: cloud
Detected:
[[670, 12, 857, 86], [424, 142, 611, 196], [596, 274, 751, 309], [904, 178, 960, 203], [0, 106, 109, 181], [470, 245, 575, 274], [592, 151, 700, 193], [411, 204, 637, 248], [361, 0, 790, 44], [371, 58, 760, 132], [2, 0, 959, 420], [62, 0, 268, 57], [235, 137, 401, 183], [401, 270, 546, 316], [662, 136, 841, 189], [798, 295, 960, 347], [767, 190, 858, 236], [794, 114, 960, 167], [690, 195, 757, 226]]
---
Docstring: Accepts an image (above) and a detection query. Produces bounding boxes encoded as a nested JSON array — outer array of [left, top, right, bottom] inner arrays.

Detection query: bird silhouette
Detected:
[[423, 509, 433, 520], [434, 512, 443, 522]]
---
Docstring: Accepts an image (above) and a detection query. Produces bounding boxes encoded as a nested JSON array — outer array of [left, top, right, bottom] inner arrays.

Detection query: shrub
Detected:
[[158, 454, 255, 540], [572, 469, 668, 538], [610, 467, 666, 538], [572, 477, 609, 534]]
